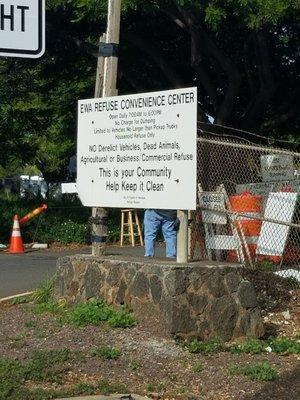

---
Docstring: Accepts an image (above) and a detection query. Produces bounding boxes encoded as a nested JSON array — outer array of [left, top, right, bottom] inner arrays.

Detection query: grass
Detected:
[[24, 320, 37, 328], [0, 352, 73, 400], [68, 300, 136, 328], [254, 260, 277, 272], [107, 310, 136, 328], [9, 333, 27, 349], [229, 361, 278, 381], [128, 359, 140, 370], [11, 295, 32, 305], [230, 337, 300, 355], [146, 381, 167, 393], [186, 337, 300, 357], [0, 350, 126, 400], [90, 346, 121, 360], [192, 361, 204, 372], [25, 279, 136, 329], [187, 338, 225, 355], [268, 337, 300, 355], [230, 338, 265, 355], [31, 279, 54, 304]]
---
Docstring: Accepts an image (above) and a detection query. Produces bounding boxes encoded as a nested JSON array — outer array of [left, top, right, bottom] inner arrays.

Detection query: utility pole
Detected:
[[91, 0, 121, 257]]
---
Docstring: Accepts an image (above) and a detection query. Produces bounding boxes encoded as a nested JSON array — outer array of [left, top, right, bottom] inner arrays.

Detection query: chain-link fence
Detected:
[[190, 132, 300, 286]]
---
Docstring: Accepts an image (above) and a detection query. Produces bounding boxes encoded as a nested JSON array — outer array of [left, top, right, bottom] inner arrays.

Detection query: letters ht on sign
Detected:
[[0, 0, 45, 58], [0, 4, 28, 31]]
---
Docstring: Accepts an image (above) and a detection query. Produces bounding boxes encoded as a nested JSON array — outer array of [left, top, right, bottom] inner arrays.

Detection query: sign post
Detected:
[[0, 0, 45, 58]]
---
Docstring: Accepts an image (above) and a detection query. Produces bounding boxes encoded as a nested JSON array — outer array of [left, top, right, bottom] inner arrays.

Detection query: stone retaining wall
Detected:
[[54, 255, 264, 340]]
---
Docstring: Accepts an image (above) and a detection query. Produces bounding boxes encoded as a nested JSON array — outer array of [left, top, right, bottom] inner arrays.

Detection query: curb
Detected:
[[0, 291, 34, 304], [56, 395, 149, 400]]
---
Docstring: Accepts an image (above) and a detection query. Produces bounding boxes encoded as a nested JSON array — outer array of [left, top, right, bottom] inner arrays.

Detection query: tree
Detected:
[[0, 0, 299, 181], [0, 3, 97, 181], [50, 0, 300, 140]]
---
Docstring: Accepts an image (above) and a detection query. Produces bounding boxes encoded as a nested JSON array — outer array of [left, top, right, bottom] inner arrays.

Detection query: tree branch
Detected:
[[201, 31, 242, 124], [123, 31, 185, 88], [242, 30, 276, 128]]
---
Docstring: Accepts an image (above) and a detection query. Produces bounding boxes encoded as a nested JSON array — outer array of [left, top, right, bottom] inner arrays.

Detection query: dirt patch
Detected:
[[0, 292, 299, 400], [242, 269, 294, 313]]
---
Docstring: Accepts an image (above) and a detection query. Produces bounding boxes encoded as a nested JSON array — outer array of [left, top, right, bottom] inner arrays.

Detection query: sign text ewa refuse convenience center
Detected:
[[77, 87, 197, 210]]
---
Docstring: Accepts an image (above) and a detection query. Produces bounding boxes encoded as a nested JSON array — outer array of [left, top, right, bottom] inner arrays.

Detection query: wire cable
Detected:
[[197, 121, 300, 146]]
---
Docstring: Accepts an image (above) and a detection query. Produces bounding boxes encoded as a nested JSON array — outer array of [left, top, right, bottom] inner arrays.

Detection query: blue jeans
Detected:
[[144, 209, 177, 258]]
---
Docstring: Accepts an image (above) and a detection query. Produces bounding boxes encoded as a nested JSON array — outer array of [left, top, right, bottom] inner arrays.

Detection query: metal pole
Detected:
[[177, 210, 188, 263], [91, 0, 121, 257]]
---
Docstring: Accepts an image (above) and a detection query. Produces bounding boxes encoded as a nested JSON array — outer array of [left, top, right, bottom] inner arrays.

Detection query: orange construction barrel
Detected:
[[227, 191, 263, 261]]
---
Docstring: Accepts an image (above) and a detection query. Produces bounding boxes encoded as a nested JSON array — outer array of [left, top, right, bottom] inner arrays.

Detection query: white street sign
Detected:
[[77, 87, 197, 210], [0, 0, 45, 58]]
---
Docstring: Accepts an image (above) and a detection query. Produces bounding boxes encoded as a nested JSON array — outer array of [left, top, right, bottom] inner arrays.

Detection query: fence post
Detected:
[[177, 210, 188, 263]]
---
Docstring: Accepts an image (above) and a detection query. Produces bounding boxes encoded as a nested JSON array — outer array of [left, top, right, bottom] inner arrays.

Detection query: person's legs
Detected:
[[162, 219, 177, 258], [144, 210, 161, 257]]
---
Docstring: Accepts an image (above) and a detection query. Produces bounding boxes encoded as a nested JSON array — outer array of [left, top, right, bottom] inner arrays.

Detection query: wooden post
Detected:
[[102, 0, 121, 98], [177, 210, 188, 263], [91, 0, 121, 257], [94, 34, 106, 98]]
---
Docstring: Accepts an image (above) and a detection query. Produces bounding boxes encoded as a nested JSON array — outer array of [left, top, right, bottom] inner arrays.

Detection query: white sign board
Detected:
[[61, 182, 77, 194], [256, 192, 297, 257], [0, 0, 45, 58], [236, 180, 300, 197], [261, 154, 294, 182], [77, 87, 197, 210], [198, 192, 227, 224]]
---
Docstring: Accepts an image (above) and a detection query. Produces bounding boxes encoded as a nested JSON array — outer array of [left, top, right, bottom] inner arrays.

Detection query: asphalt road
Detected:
[[0, 247, 91, 298], [0, 245, 165, 298]]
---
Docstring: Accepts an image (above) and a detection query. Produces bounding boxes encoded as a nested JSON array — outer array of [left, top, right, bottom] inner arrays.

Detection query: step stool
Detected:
[[120, 209, 144, 247]]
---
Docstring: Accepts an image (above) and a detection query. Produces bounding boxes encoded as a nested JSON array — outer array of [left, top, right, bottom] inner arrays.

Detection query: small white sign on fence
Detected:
[[198, 192, 227, 224], [236, 180, 300, 197], [260, 154, 294, 182]]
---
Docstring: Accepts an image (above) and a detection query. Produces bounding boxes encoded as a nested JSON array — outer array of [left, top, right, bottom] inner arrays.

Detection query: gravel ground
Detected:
[[0, 291, 299, 400]]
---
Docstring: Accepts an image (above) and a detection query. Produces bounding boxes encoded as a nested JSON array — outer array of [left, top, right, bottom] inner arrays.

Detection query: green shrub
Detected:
[[69, 300, 114, 326], [230, 339, 265, 355], [187, 338, 224, 355], [28, 281, 136, 330], [254, 260, 277, 272], [0, 198, 121, 244], [0, 353, 126, 400], [229, 362, 278, 381], [108, 310, 136, 328], [91, 346, 121, 359], [0, 358, 29, 400], [68, 299, 136, 328], [25, 349, 72, 382], [268, 337, 300, 355]]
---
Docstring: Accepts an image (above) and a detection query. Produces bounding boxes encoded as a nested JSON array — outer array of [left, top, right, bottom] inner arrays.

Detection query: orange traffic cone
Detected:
[[8, 214, 24, 254]]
